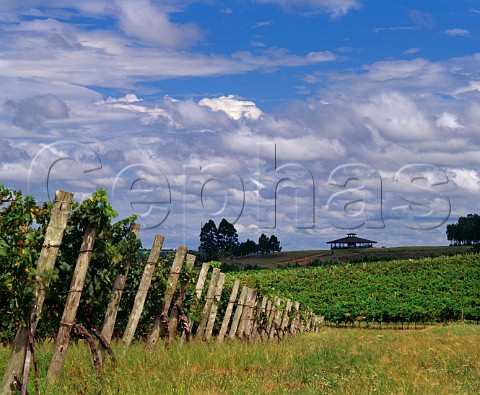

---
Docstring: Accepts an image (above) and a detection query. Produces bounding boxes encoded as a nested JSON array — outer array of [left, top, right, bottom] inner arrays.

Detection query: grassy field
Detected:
[[1, 324, 479, 394], [223, 246, 471, 269]]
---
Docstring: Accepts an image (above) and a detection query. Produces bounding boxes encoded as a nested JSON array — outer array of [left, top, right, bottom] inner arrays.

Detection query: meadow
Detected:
[[1, 324, 478, 394]]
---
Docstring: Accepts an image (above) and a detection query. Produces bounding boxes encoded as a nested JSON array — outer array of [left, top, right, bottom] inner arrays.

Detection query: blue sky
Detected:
[[1, 1, 480, 250]]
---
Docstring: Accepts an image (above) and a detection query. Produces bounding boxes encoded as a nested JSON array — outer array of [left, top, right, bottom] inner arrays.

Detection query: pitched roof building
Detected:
[[326, 233, 377, 249]]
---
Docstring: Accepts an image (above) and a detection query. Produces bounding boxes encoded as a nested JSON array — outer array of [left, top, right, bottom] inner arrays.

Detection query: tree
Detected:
[[446, 214, 480, 245], [269, 235, 282, 254], [199, 219, 219, 260], [217, 218, 239, 257], [243, 239, 259, 256], [258, 233, 270, 255]]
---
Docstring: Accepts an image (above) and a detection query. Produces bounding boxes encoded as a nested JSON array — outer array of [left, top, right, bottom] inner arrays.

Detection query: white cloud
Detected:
[[199, 95, 263, 121], [404, 47, 420, 55], [435, 112, 464, 130], [445, 28, 470, 37], [232, 48, 337, 68], [453, 80, 480, 95], [114, 0, 204, 48], [255, 0, 361, 17], [356, 91, 435, 141]]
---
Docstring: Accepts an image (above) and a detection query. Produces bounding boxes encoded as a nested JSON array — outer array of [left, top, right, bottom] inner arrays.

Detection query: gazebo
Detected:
[[326, 233, 377, 250]]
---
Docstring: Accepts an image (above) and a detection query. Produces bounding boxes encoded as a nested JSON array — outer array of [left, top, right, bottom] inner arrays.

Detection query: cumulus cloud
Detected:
[[4, 94, 70, 129], [199, 95, 263, 120], [356, 91, 435, 141]]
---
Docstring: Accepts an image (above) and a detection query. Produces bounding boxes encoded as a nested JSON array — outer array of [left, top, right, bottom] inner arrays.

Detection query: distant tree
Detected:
[[217, 218, 239, 257], [446, 214, 480, 245], [199, 219, 218, 260], [269, 235, 282, 254], [235, 239, 258, 257], [258, 233, 270, 255]]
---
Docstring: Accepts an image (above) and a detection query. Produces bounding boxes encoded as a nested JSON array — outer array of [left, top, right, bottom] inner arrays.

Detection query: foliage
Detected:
[[0, 186, 146, 342], [199, 218, 240, 260], [446, 213, 480, 245], [257, 233, 270, 255], [231, 254, 480, 325], [217, 219, 238, 256], [198, 219, 218, 261], [0, 184, 49, 339]]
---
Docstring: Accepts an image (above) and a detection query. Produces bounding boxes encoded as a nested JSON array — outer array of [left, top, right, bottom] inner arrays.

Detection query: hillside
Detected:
[[222, 245, 471, 270], [229, 252, 480, 326]]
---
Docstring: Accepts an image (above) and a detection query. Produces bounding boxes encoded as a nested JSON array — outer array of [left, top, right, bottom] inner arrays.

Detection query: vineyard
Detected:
[[0, 186, 320, 394], [232, 254, 480, 327], [1, 184, 479, 393]]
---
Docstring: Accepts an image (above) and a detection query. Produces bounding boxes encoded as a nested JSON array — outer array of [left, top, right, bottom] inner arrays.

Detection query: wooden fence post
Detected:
[[228, 286, 248, 340], [146, 246, 187, 349], [280, 299, 292, 333], [239, 288, 257, 340], [266, 298, 275, 336], [47, 224, 97, 382], [1, 190, 73, 395], [217, 279, 240, 343], [195, 268, 221, 340], [269, 296, 282, 340], [98, 223, 140, 363], [121, 234, 164, 351], [291, 301, 300, 335], [251, 296, 267, 341], [168, 254, 196, 340], [204, 273, 226, 340], [195, 262, 210, 298]]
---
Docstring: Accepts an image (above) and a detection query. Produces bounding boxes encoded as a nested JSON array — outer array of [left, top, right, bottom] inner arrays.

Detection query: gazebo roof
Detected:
[[326, 233, 377, 244]]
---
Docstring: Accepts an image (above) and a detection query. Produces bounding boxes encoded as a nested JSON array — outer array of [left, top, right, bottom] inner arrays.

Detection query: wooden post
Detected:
[[280, 299, 292, 332], [269, 296, 282, 340], [251, 296, 267, 341], [146, 246, 187, 349], [305, 312, 312, 331], [47, 224, 97, 382], [266, 297, 277, 337], [204, 273, 226, 340], [195, 268, 221, 340], [240, 288, 257, 340], [168, 254, 196, 340], [121, 234, 164, 351], [228, 286, 248, 340], [291, 301, 300, 335], [217, 279, 240, 343], [99, 224, 140, 363], [265, 299, 273, 334], [1, 190, 73, 395], [195, 262, 210, 298]]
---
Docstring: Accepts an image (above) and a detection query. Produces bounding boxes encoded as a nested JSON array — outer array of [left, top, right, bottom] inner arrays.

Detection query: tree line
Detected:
[[446, 213, 480, 246], [198, 219, 281, 261]]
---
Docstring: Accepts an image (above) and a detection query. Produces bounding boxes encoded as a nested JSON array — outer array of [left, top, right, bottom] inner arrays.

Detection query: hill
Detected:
[[228, 252, 480, 326], [222, 245, 470, 270]]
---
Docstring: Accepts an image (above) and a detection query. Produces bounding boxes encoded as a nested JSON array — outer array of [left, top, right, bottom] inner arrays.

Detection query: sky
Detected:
[[1, 0, 480, 250]]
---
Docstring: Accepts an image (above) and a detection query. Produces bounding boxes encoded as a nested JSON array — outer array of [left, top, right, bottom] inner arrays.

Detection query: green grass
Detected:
[[1, 324, 479, 394]]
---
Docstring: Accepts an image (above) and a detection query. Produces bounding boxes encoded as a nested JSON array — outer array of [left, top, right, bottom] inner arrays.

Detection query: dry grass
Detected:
[[1, 324, 479, 394]]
